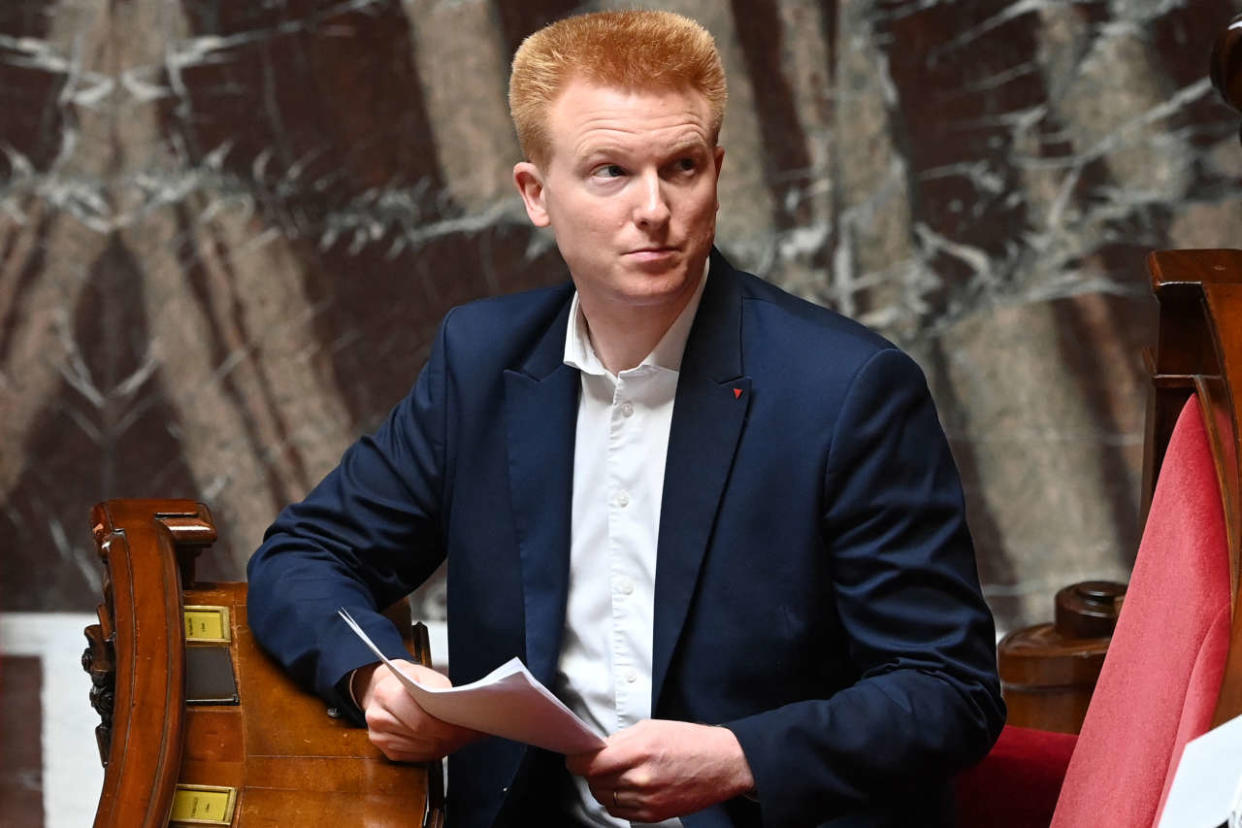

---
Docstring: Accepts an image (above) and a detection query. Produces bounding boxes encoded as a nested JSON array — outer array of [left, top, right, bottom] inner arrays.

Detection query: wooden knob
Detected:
[[1211, 15, 1242, 115], [1054, 580, 1125, 639]]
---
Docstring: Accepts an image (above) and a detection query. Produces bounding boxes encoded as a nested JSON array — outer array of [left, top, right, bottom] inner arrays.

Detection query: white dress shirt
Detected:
[[557, 270, 708, 828]]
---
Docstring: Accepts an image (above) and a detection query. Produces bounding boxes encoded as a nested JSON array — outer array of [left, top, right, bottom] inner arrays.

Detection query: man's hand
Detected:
[[566, 720, 756, 822], [354, 659, 482, 762]]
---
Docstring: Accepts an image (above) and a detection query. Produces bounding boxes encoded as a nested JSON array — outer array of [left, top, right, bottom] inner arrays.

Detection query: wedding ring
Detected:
[[613, 790, 619, 808]]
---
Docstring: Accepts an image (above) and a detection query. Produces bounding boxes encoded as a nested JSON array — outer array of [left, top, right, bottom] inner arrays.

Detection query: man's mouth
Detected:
[[625, 246, 678, 258]]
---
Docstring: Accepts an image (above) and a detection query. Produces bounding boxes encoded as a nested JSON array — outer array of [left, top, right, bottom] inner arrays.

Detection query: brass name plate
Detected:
[[169, 784, 236, 825], [184, 606, 230, 643]]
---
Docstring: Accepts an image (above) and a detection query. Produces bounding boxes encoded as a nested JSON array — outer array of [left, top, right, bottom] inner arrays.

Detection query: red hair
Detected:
[[509, 10, 727, 166]]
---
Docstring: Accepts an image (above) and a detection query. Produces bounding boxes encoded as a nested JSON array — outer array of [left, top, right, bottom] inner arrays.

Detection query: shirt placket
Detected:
[[607, 369, 646, 730]]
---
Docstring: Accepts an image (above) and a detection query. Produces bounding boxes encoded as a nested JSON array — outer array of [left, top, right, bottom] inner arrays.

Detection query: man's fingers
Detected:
[[368, 670, 440, 733], [370, 741, 433, 763], [588, 782, 657, 822], [382, 694, 435, 735], [365, 705, 422, 740], [368, 730, 423, 760], [366, 708, 476, 762], [578, 751, 658, 820], [587, 781, 624, 817], [567, 720, 756, 821], [364, 694, 424, 735], [566, 740, 639, 779], [565, 750, 604, 776], [578, 765, 629, 789], [359, 661, 482, 762]]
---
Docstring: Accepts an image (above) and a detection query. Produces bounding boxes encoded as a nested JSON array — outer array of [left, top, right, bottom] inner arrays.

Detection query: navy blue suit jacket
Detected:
[[247, 250, 1004, 827]]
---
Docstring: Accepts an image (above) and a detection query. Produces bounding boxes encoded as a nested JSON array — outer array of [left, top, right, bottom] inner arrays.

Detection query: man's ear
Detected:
[[513, 162, 550, 228], [713, 146, 725, 210]]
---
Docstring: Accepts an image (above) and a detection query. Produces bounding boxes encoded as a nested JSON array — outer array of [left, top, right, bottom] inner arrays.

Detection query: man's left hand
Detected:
[[566, 719, 756, 822]]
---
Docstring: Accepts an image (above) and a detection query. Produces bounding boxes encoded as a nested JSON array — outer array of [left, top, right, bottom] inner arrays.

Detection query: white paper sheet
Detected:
[[338, 608, 605, 754], [1157, 711, 1242, 828]]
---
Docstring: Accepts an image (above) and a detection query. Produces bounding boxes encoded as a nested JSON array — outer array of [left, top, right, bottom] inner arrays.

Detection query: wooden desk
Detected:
[[83, 499, 443, 827]]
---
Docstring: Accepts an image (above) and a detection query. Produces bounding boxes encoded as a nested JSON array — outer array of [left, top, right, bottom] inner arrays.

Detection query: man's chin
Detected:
[[608, 269, 700, 306]]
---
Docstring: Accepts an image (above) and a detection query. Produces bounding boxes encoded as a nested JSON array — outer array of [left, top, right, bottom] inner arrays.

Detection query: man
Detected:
[[247, 10, 1004, 828]]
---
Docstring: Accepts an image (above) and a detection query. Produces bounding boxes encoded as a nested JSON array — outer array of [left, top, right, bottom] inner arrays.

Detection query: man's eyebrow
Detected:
[[663, 138, 712, 157], [577, 143, 631, 160], [576, 136, 711, 163]]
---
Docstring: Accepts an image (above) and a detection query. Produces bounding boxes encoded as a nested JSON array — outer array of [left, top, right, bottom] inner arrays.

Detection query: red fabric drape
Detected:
[[1051, 395, 1230, 827]]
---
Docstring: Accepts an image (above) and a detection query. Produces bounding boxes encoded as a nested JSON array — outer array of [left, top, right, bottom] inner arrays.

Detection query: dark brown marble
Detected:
[[1, 0, 1241, 631], [0, 656, 43, 828]]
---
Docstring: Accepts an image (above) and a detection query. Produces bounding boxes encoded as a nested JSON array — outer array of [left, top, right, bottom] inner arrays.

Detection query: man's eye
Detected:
[[676, 158, 698, 173], [593, 164, 625, 178]]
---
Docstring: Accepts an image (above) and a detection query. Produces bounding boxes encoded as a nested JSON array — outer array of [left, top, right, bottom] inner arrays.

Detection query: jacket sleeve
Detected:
[[246, 310, 457, 719], [723, 348, 1005, 826]]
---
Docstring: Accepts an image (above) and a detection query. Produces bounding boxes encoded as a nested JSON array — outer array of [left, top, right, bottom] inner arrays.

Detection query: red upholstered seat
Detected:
[[955, 395, 1231, 828], [953, 725, 1076, 827]]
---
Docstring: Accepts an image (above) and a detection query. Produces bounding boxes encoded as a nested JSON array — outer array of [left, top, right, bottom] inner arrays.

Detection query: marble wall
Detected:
[[2, 0, 1241, 633]]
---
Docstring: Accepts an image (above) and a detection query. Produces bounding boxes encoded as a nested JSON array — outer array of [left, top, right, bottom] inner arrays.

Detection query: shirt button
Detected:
[[625, 669, 638, 684], [619, 577, 634, 595], [616, 490, 630, 508], [620, 401, 634, 417]]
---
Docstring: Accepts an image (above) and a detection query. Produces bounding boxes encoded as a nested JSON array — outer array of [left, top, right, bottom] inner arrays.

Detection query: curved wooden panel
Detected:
[[1145, 251, 1242, 726], [1211, 15, 1242, 117], [90, 502, 190, 828]]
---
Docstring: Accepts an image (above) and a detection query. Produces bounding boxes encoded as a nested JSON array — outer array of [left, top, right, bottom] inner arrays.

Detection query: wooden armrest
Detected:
[[86, 500, 200, 827], [84, 499, 444, 828]]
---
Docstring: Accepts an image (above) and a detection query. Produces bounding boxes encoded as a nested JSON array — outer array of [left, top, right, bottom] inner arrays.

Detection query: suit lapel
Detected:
[[652, 251, 752, 707], [504, 299, 578, 688]]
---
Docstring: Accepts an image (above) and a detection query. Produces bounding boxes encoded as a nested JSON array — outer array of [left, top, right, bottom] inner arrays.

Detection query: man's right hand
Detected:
[[354, 659, 482, 762]]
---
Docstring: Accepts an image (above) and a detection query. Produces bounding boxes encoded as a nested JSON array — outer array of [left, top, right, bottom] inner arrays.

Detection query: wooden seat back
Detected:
[[1141, 21, 1242, 725]]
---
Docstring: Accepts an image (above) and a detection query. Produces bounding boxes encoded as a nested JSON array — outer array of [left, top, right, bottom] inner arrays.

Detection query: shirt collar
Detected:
[[563, 258, 710, 378]]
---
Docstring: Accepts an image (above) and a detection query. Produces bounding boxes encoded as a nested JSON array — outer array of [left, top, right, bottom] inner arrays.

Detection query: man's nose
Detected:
[[632, 172, 671, 228]]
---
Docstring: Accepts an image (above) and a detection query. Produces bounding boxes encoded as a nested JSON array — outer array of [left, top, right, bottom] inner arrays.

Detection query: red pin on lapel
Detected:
[[733, 387, 743, 399]]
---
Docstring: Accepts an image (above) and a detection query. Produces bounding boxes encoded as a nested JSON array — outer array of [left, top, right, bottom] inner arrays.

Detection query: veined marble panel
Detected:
[[1, 0, 1240, 633]]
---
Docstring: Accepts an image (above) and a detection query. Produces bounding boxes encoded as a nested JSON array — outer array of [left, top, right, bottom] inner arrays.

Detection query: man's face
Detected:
[[514, 80, 724, 318]]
